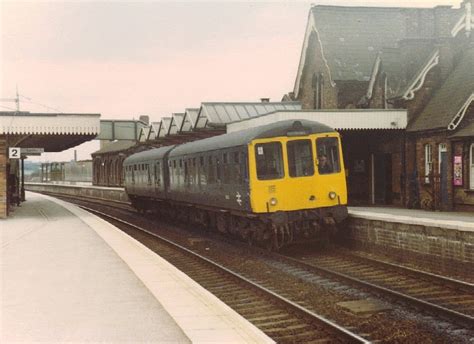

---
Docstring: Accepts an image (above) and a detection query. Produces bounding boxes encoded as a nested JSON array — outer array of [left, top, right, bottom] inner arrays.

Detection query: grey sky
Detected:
[[0, 0, 463, 161]]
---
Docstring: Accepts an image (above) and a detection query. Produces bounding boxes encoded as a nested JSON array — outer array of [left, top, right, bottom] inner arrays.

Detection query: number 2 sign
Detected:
[[9, 147, 21, 159]]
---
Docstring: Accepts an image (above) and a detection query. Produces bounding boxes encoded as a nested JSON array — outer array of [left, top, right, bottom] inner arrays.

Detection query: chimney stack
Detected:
[[139, 115, 149, 125], [260, 98, 270, 103]]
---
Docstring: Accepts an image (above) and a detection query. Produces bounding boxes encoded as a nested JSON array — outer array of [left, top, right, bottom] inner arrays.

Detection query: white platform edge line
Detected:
[[40, 193, 274, 344], [348, 210, 474, 231]]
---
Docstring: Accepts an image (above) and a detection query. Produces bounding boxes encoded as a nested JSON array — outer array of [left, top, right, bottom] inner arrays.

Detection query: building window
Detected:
[[424, 144, 432, 183], [470, 143, 474, 190]]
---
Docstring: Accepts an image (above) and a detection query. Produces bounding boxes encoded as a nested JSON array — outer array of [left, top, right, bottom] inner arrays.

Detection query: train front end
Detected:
[[247, 126, 347, 247]]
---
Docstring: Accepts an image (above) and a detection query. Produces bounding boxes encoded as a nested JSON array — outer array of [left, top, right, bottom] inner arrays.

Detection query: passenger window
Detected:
[[155, 163, 161, 187], [208, 156, 215, 184], [316, 137, 341, 174], [233, 152, 239, 164], [216, 157, 221, 183], [287, 140, 314, 177], [147, 164, 152, 185], [184, 161, 189, 186], [255, 142, 284, 180]]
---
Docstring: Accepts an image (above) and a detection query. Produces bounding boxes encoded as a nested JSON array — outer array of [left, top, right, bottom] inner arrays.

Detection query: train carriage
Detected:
[[124, 119, 348, 250]]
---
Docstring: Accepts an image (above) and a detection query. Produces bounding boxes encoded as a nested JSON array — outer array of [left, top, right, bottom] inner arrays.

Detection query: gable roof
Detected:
[[408, 47, 474, 132], [314, 5, 459, 81], [294, 4, 461, 96], [195, 101, 301, 128]]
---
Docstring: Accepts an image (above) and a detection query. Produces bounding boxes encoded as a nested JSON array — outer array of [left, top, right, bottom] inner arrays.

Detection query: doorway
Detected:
[[373, 153, 393, 205], [439, 143, 448, 209]]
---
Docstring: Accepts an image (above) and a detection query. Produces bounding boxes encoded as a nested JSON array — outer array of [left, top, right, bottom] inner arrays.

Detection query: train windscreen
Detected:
[[255, 142, 284, 180], [316, 137, 341, 174], [287, 139, 314, 177]]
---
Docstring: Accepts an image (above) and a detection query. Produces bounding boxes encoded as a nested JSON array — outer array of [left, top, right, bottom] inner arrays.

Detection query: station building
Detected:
[[288, 1, 474, 211], [0, 111, 100, 218]]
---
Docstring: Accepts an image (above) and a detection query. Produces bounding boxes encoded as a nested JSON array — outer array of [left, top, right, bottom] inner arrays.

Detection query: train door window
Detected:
[[233, 152, 239, 164], [255, 142, 284, 180], [287, 140, 314, 177], [222, 153, 229, 184], [132, 166, 135, 184], [241, 151, 248, 182], [316, 137, 340, 174]]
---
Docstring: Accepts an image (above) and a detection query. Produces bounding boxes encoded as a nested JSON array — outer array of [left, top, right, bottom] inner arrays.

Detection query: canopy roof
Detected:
[[0, 111, 100, 152]]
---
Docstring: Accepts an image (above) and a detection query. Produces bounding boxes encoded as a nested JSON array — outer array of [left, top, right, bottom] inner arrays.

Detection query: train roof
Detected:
[[170, 119, 335, 157], [123, 145, 176, 165]]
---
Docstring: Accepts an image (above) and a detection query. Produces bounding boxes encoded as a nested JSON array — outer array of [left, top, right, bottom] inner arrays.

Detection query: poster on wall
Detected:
[[453, 155, 462, 186]]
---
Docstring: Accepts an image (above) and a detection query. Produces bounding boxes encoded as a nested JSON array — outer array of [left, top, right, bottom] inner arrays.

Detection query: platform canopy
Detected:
[[0, 111, 100, 152], [227, 109, 407, 133]]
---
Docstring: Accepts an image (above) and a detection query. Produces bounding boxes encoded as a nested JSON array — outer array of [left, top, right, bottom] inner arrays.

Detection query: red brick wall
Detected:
[[409, 132, 454, 211], [0, 135, 6, 218]]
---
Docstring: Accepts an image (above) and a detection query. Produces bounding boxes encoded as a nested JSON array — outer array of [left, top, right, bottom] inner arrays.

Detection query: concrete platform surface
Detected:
[[349, 206, 474, 231], [1, 192, 273, 343]]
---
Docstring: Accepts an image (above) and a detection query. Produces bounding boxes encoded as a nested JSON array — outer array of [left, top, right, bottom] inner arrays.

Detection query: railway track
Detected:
[[36, 192, 474, 342], [278, 250, 474, 328], [82, 204, 368, 344]]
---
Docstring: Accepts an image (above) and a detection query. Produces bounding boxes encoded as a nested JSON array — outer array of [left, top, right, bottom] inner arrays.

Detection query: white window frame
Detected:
[[470, 143, 474, 190], [424, 144, 432, 184]]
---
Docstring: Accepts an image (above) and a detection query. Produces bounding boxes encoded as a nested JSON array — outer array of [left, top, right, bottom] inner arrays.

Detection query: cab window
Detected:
[[316, 137, 340, 174], [287, 140, 314, 177], [255, 142, 284, 180]]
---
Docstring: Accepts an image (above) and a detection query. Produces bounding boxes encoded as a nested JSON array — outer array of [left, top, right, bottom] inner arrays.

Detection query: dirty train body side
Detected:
[[123, 119, 348, 250]]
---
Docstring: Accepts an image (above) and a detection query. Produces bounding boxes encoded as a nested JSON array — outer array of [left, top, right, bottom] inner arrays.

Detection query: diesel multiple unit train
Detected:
[[123, 119, 348, 250]]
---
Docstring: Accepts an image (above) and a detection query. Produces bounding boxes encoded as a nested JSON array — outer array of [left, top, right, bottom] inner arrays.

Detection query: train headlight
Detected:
[[269, 197, 278, 206], [328, 191, 337, 200]]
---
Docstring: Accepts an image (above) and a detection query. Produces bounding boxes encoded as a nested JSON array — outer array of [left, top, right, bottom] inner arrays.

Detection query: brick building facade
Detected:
[[290, 1, 474, 210], [92, 141, 137, 187]]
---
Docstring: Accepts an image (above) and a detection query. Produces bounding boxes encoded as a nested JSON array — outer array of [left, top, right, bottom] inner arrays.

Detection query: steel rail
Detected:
[[80, 204, 369, 344], [276, 252, 474, 328]]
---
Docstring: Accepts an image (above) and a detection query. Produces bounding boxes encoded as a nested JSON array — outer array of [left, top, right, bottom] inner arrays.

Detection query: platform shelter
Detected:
[[0, 111, 100, 218]]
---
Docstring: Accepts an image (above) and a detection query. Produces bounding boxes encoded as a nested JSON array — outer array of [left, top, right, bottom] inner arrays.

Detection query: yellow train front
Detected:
[[246, 120, 347, 249], [124, 119, 347, 250]]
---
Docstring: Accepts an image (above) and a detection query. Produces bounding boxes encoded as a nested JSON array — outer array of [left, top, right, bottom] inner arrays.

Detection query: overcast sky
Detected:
[[0, 0, 463, 161]]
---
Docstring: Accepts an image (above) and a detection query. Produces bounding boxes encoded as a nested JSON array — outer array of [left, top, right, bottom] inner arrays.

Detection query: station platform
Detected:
[[346, 206, 474, 269], [0, 192, 273, 343], [349, 206, 474, 231]]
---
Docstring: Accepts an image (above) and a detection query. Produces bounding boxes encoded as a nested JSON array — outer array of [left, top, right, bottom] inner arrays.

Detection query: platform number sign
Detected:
[[9, 147, 21, 159]]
